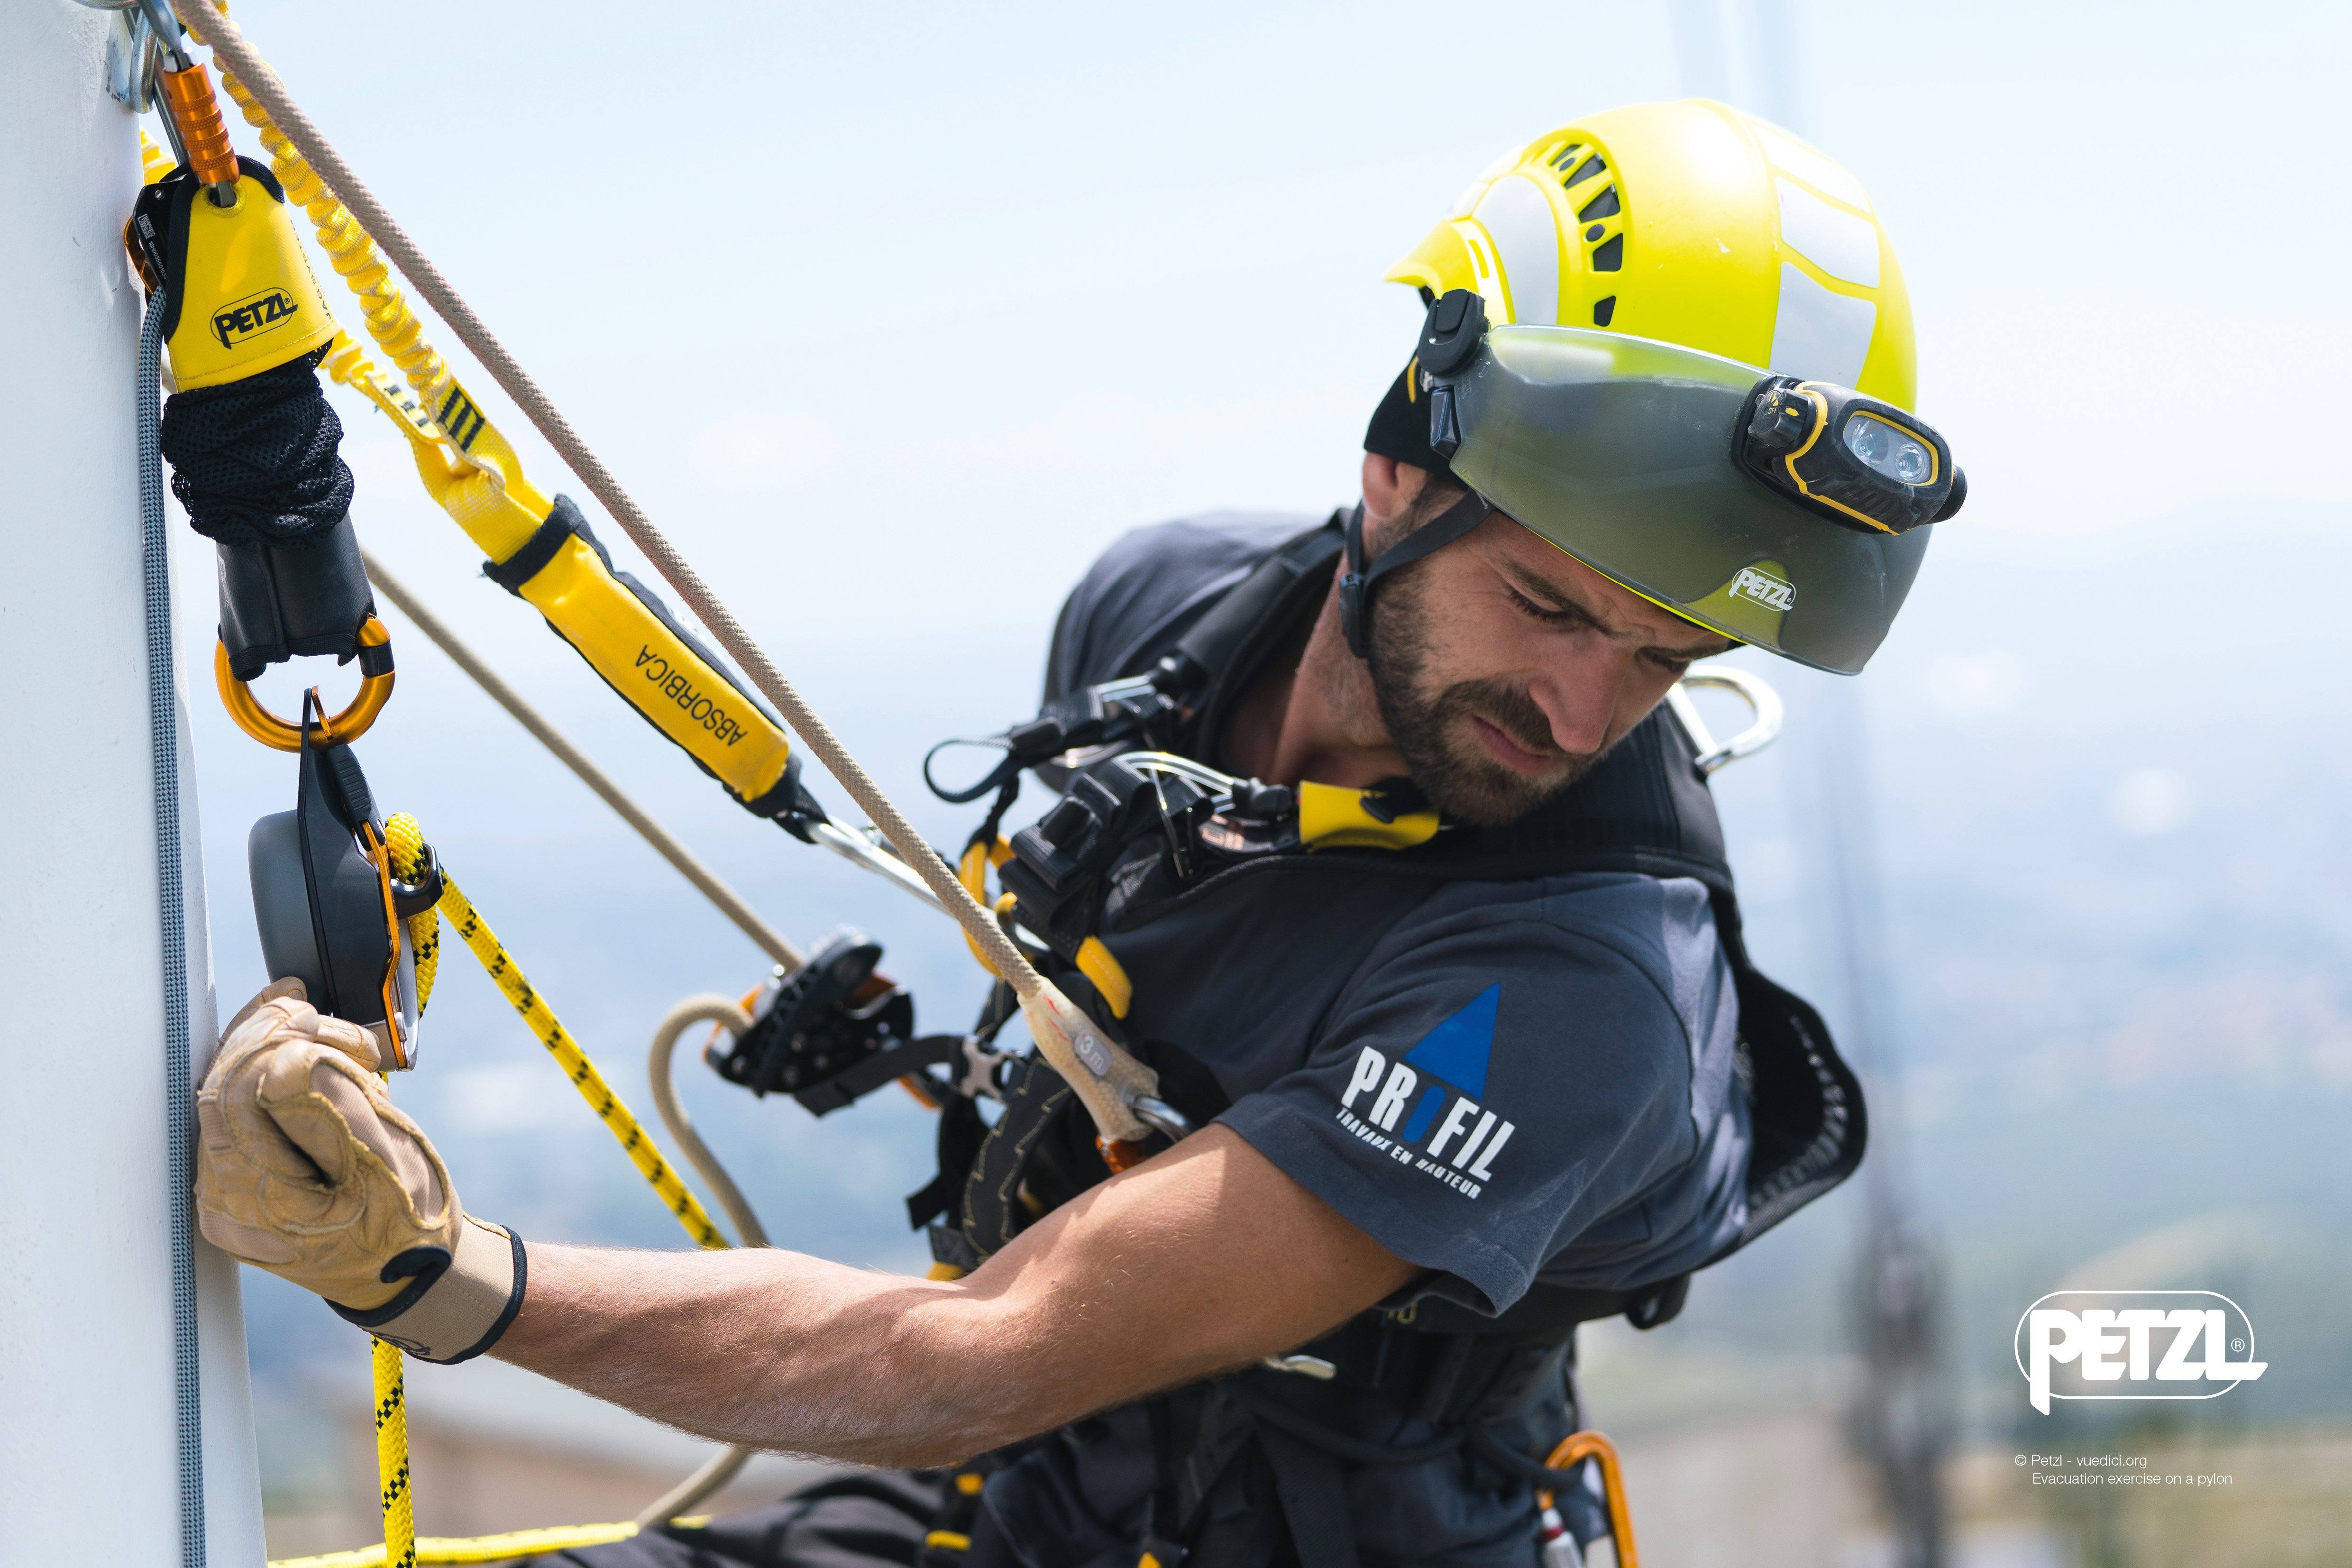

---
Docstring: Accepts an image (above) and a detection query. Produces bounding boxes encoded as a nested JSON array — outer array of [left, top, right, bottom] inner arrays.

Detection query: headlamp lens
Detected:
[[1843, 413, 1934, 486]]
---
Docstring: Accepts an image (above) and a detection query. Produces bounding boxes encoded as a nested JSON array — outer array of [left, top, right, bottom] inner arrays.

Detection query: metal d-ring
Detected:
[[215, 614, 396, 752]]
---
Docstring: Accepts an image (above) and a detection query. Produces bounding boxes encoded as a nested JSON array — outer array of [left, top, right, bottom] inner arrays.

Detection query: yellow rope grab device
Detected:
[[132, 6, 1639, 1562]]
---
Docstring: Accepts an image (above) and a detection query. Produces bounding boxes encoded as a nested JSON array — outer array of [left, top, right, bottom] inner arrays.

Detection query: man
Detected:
[[195, 101, 1958, 1566]]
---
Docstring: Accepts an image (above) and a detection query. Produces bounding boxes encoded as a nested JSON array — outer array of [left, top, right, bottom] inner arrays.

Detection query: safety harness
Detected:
[[892, 515, 1865, 1567]]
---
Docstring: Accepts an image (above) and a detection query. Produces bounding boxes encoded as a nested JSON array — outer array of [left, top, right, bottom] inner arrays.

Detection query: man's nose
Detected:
[[1527, 651, 1631, 756]]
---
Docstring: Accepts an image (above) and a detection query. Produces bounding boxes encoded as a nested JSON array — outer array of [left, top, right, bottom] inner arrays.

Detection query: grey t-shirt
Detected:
[[987, 512, 1751, 1567], [1048, 512, 1752, 1313]]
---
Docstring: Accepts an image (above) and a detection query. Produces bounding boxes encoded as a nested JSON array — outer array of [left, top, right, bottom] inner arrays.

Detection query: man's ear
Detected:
[[1360, 454, 1428, 532]]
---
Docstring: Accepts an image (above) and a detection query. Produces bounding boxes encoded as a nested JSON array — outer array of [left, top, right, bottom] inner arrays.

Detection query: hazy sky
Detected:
[[169, 0, 2350, 1270]]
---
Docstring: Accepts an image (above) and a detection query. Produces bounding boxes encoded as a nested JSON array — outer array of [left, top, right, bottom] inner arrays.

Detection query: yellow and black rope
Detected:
[[282, 819, 727, 1568]]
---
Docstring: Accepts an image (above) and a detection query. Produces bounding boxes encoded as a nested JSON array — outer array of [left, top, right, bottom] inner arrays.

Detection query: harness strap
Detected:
[[1338, 492, 1492, 659], [1256, 1425, 1361, 1568], [1164, 518, 1350, 693]]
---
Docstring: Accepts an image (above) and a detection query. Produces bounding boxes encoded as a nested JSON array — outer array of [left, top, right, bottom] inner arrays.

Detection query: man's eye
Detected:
[[1508, 588, 1574, 624]]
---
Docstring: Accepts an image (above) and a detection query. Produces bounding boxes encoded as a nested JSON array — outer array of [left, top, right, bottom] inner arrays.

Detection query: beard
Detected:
[[1364, 561, 1604, 826]]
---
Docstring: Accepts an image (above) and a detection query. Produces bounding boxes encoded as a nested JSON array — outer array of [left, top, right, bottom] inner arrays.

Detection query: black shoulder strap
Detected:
[[1175, 518, 1345, 768]]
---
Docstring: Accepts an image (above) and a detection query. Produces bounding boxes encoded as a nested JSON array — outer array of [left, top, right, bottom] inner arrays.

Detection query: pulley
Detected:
[[247, 696, 434, 1067]]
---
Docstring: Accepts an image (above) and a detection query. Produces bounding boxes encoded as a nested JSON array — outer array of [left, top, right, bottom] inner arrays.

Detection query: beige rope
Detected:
[[644, 996, 770, 1250], [636, 995, 766, 1525], [177, 0, 1154, 1142], [361, 550, 802, 972]]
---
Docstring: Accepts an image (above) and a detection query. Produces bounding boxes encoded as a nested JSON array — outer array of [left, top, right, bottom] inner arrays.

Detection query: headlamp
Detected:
[[1735, 376, 1965, 536], [1405, 287, 1963, 673]]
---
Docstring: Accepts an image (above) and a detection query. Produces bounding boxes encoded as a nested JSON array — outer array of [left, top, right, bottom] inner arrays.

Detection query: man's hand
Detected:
[[194, 980, 523, 1363], [494, 1124, 1421, 1467]]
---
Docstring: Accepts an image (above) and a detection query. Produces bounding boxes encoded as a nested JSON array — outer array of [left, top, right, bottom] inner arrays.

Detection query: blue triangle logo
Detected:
[[1401, 983, 1498, 1100]]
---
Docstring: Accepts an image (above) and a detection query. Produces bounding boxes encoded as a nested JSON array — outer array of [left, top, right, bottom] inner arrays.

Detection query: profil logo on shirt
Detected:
[[2015, 1291, 2267, 1414], [1336, 985, 1512, 1199]]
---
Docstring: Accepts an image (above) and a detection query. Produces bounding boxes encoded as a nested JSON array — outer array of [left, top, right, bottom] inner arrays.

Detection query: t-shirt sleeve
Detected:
[[1214, 910, 1696, 1316]]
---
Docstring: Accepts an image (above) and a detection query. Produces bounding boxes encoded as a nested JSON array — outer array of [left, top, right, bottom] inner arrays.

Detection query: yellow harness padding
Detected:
[[1296, 780, 1441, 851], [959, 835, 1135, 1019]]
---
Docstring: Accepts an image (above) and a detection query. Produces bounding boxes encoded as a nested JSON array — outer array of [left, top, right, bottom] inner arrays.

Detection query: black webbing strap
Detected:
[[788, 1033, 965, 1116], [1338, 492, 1492, 658], [1167, 518, 1350, 688], [1256, 1424, 1361, 1568]]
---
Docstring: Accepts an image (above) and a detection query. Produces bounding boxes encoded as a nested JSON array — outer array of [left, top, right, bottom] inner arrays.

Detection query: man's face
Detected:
[[1367, 505, 1734, 825]]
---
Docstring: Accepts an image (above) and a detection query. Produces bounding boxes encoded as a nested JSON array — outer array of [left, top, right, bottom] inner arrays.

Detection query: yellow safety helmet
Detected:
[[1389, 99, 1914, 407], [1363, 101, 1956, 673]]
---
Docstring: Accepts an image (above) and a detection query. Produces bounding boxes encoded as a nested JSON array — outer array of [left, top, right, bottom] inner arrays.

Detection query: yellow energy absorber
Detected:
[[371, 1339, 417, 1568], [215, 68, 802, 820], [432, 870, 726, 1249], [1296, 780, 1441, 851]]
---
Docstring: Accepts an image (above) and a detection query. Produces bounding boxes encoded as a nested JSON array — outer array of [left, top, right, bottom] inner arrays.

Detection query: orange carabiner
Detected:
[[215, 614, 395, 751], [1539, 1430, 1638, 1568]]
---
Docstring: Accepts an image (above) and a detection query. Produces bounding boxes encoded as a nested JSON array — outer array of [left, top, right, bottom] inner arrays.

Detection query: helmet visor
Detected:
[[1445, 324, 1934, 673]]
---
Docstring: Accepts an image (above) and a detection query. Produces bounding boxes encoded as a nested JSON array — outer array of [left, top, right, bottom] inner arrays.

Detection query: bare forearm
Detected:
[[490, 1129, 1416, 1469], [494, 1244, 1075, 1467]]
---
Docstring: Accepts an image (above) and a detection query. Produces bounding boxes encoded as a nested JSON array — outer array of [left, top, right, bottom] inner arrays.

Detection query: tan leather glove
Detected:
[[194, 980, 524, 1363]]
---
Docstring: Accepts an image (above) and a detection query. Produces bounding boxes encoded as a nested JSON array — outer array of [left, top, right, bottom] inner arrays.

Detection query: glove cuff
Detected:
[[332, 1216, 526, 1365]]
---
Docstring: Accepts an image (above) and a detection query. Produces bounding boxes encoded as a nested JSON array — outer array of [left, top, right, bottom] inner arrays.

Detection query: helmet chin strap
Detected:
[[1338, 490, 1494, 660]]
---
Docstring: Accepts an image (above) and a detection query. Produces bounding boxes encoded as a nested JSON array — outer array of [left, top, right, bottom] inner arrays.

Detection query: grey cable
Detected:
[[140, 287, 207, 1568], [635, 995, 766, 1527], [359, 551, 803, 972]]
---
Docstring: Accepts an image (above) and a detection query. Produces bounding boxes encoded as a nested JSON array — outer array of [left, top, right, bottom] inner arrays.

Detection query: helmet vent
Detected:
[[1592, 236, 1623, 272], [1592, 296, 1617, 327], [1577, 185, 1620, 222]]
